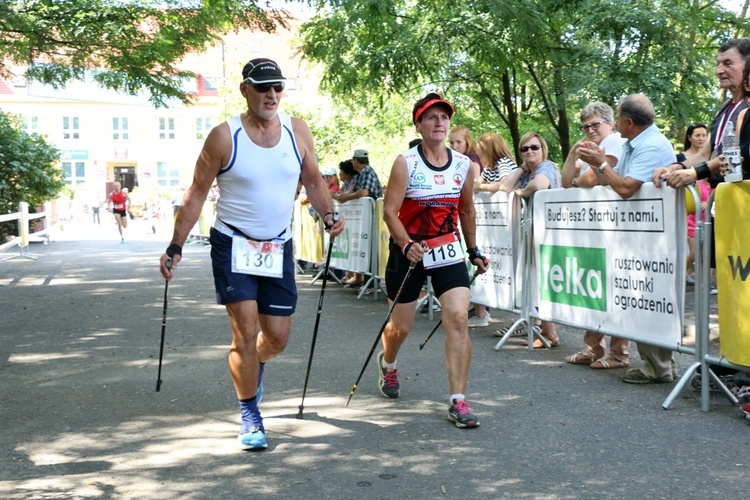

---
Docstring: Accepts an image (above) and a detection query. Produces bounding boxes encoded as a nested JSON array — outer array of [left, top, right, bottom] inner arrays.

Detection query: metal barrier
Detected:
[[492, 185, 702, 409], [327, 197, 385, 299], [288, 183, 748, 411], [1, 201, 50, 261]]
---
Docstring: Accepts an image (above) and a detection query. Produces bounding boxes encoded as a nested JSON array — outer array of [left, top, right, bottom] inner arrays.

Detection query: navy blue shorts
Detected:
[[209, 228, 297, 316], [385, 241, 470, 303]]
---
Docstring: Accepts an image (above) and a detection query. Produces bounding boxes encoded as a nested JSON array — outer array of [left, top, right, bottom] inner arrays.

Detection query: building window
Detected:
[[196, 117, 212, 140], [24, 115, 39, 135], [159, 117, 175, 140], [62, 161, 86, 185], [156, 161, 180, 187], [63, 116, 80, 140], [113, 117, 129, 140]]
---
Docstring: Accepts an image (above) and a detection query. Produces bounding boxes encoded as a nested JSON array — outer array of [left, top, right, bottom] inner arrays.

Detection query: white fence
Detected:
[[0, 201, 50, 260]]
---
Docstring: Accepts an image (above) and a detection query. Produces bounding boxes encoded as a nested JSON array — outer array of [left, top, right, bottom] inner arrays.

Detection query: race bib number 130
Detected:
[[231, 236, 284, 278], [422, 233, 464, 269]]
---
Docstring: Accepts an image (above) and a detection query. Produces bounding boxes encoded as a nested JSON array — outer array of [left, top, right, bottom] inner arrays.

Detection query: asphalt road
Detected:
[[1, 219, 748, 499]]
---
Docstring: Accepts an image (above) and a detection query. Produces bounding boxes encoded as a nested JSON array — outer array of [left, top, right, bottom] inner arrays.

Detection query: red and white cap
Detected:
[[413, 97, 455, 125]]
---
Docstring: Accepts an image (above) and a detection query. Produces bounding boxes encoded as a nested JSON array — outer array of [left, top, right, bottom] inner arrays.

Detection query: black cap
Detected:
[[242, 58, 285, 84]]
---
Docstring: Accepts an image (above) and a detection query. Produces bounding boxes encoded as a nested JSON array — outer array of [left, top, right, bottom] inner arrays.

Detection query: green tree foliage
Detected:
[[287, 92, 419, 180], [0, 111, 64, 237], [0, 0, 286, 107], [300, 0, 748, 163]]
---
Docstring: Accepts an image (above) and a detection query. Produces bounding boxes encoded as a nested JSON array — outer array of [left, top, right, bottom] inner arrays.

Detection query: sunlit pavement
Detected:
[[0, 232, 746, 499]]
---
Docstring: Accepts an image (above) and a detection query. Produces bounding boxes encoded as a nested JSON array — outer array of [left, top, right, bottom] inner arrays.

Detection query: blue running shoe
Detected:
[[238, 428, 267, 450]]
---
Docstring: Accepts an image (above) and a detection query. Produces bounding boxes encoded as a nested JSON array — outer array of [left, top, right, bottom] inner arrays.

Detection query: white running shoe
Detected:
[[467, 311, 491, 328]]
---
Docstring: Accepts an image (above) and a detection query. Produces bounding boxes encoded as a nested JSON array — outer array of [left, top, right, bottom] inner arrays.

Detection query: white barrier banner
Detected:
[[331, 198, 372, 273], [533, 184, 686, 347], [472, 191, 521, 310]]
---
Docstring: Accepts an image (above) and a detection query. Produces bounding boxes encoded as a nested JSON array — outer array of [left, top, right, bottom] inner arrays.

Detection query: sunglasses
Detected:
[[242, 77, 286, 94], [580, 120, 607, 132], [244, 79, 285, 93], [520, 144, 541, 152]]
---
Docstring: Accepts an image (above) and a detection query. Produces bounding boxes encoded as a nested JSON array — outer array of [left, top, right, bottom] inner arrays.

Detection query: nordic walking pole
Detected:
[[419, 269, 481, 351], [156, 257, 172, 392], [297, 213, 338, 419], [345, 261, 417, 407]]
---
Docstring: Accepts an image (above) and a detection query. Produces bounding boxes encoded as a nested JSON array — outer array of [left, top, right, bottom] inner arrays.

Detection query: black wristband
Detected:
[[694, 162, 710, 180], [677, 162, 687, 170], [402, 240, 415, 256], [467, 247, 485, 264], [166, 243, 182, 258]]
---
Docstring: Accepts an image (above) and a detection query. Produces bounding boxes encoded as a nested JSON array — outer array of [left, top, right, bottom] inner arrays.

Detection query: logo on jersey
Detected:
[[453, 173, 464, 186], [434, 175, 445, 185], [414, 172, 426, 184]]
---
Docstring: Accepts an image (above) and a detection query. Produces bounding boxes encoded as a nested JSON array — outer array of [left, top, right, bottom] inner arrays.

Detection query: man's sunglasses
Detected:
[[244, 80, 285, 93], [520, 144, 541, 152]]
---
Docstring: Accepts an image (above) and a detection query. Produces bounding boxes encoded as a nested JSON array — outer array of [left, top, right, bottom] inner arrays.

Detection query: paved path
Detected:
[[1, 221, 747, 499]]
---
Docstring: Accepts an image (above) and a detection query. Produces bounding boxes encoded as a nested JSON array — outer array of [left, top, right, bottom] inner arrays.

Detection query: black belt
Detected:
[[218, 218, 286, 242]]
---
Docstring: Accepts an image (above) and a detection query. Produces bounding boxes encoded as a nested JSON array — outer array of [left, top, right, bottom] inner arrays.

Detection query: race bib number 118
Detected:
[[422, 233, 464, 269]]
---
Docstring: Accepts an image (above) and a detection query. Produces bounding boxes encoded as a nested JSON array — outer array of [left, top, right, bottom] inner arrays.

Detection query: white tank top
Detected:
[[215, 113, 301, 241]]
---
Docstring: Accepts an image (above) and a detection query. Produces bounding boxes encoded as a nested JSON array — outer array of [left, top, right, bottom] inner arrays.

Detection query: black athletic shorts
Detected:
[[384, 241, 470, 303], [209, 227, 297, 315]]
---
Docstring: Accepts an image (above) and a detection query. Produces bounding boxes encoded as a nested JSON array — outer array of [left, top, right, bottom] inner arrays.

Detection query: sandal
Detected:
[[590, 357, 629, 369], [493, 324, 528, 338], [523, 337, 560, 349], [521, 326, 559, 349], [565, 351, 595, 365]]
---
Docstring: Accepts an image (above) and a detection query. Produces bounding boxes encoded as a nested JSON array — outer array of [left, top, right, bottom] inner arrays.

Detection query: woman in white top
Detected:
[[561, 101, 625, 189], [560, 102, 631, 369]]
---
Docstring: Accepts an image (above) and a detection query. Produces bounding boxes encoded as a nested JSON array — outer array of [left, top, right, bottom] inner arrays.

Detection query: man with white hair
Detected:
[[159, 58, 344, 450]]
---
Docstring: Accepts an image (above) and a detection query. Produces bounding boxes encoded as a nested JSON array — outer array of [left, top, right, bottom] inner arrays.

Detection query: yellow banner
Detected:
[[292, 201, 323, 263], [715, 182, 750, 366]]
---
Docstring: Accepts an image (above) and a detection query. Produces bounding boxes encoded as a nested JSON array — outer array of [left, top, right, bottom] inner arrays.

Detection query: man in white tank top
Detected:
[[159, 58, 344, 450]]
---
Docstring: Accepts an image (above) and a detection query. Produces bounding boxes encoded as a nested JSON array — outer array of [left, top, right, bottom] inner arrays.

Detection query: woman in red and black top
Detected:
[[378, 93, 489, 429], [107, 181, 130, 243]]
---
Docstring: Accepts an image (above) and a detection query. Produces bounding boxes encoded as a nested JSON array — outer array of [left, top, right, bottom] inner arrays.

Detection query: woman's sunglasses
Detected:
[[520, 144, 541, 152]]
